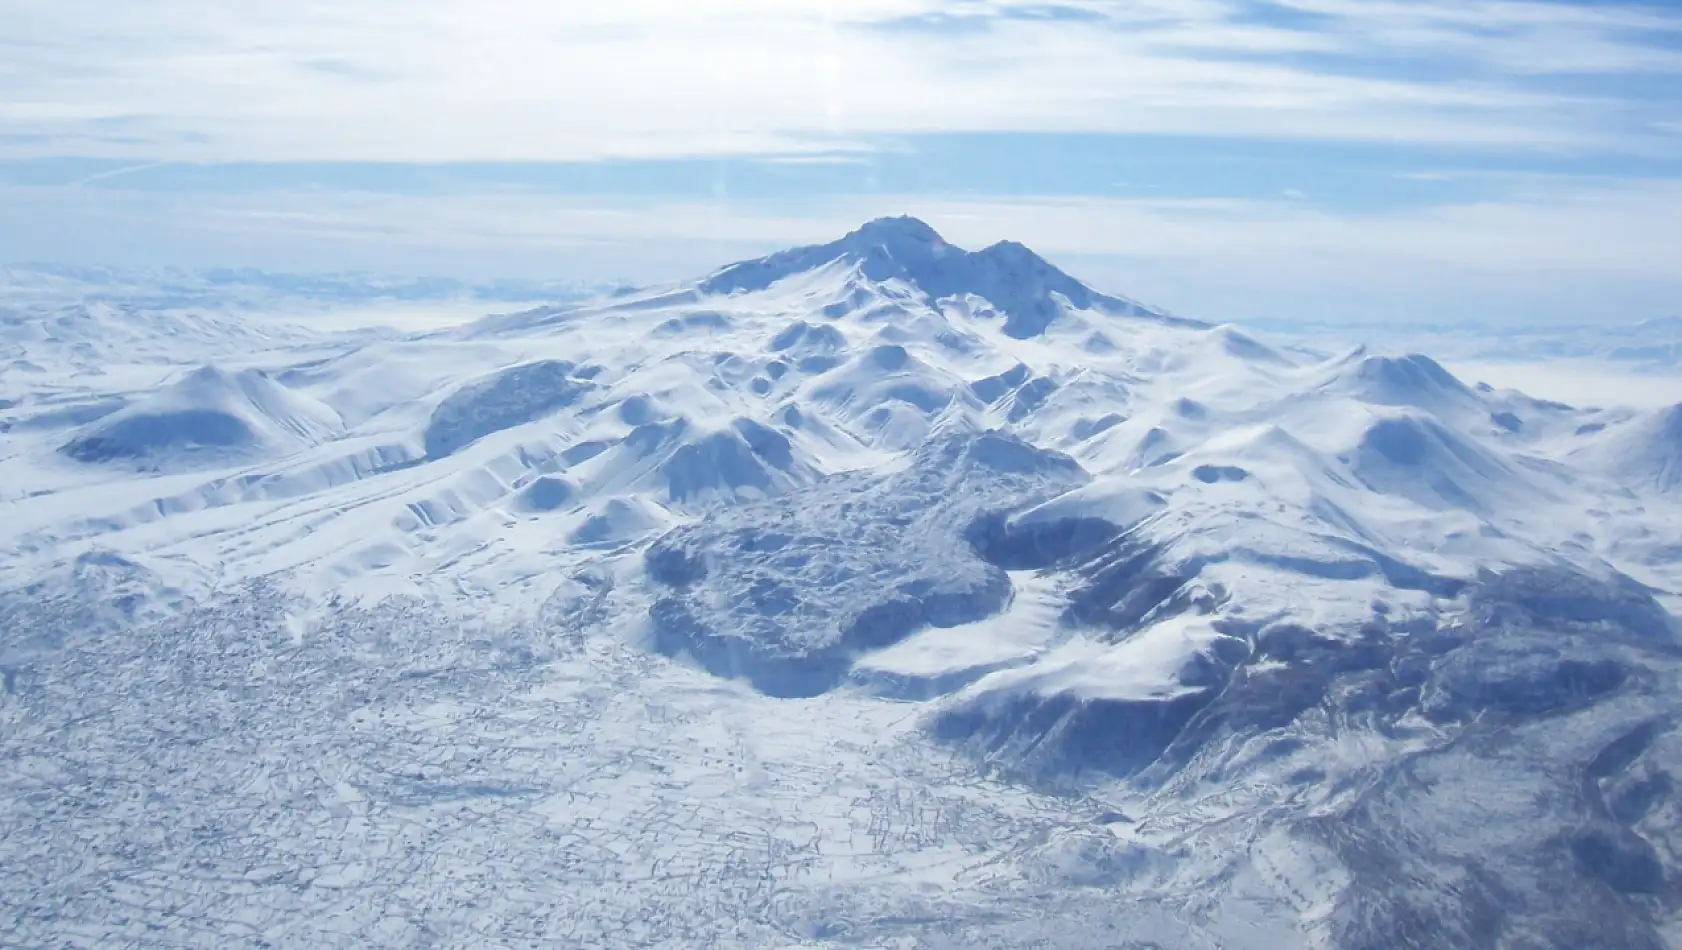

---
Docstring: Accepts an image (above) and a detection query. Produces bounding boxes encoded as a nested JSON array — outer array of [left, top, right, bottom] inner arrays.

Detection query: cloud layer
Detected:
[[4, 0, 1679, 161]]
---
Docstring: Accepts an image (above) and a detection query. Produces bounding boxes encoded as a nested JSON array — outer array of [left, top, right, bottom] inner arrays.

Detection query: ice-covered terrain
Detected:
[[6, 217, 1682, 948]]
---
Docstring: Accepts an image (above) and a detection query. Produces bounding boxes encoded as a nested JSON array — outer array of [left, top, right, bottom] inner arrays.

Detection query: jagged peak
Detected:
[[696, 217, 1186, 338], [700, 215, 959, 297]]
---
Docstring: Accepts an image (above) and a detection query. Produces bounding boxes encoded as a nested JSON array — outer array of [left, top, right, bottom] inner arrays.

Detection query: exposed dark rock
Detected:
[[423, 360, 592, 459]]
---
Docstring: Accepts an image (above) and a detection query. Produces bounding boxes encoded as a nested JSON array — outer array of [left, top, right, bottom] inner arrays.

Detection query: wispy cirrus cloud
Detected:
[[2, 0, 1678, 161]]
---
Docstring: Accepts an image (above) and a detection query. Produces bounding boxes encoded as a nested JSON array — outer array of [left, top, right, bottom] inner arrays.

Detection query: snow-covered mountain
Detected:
[[5, 219, 1682, 948]]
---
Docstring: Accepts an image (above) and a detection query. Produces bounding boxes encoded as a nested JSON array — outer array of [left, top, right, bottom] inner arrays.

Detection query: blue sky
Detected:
[[2, 0, 1679, 323]]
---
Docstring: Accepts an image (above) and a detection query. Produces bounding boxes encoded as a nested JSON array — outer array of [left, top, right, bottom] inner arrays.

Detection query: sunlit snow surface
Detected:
[[6, 220, 1682, 948]]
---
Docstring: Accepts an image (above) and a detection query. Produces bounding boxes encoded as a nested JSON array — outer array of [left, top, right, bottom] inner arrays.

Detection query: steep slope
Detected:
[[1584, 402, 1682, 493]]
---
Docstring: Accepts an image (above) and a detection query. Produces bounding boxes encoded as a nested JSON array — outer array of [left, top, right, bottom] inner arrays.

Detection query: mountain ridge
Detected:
[[4, 219, 1682, 949], [694, 215, 1194, 339]]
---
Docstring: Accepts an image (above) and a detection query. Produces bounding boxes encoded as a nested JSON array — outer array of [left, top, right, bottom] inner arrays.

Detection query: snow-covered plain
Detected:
[[6, 218, 1682, 948]]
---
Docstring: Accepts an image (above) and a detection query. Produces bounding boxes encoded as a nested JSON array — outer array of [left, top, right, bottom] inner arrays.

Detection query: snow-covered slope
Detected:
[[58, 365, 344, 468], [6, 219, 1682, 949], [1580, 402, 1682, 494]]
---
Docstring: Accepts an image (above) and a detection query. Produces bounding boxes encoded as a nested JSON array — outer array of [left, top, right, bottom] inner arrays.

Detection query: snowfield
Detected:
[[5, 218, 1682, 948]]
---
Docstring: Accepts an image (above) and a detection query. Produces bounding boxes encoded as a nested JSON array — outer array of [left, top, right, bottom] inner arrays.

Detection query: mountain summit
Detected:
[[701, 216, 1179, 338]]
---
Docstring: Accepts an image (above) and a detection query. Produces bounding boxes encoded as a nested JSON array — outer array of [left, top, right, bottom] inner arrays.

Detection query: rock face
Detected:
[[423, 360, 594, 459], [645, 432, 1084, 697]]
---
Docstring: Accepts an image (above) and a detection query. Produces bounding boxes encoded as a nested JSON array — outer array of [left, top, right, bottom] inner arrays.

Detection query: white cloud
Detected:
[[1, 0, 1677, 161], [1265, 0, 1682, 76]]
